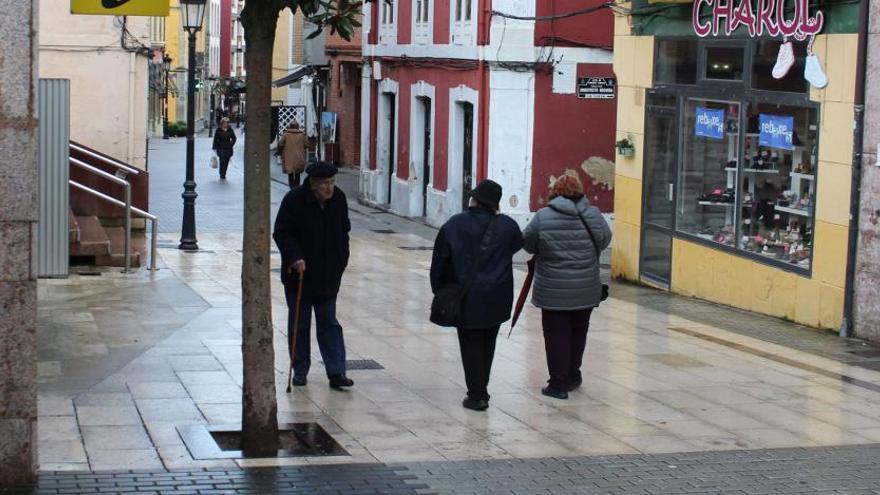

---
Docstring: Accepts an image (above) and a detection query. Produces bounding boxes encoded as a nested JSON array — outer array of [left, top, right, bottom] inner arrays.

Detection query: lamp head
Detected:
[[180, 0, 207, 32]]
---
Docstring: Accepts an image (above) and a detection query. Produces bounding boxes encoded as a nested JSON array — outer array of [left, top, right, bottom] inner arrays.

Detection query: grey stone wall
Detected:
[[0, 0, 39, 485]]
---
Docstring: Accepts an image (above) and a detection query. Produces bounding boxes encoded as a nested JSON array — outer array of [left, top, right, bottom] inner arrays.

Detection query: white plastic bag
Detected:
[[210, 155, 219, 169]]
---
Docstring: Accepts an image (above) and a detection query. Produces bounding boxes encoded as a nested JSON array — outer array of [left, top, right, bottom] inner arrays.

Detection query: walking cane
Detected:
[[286, 274, 305, 393]]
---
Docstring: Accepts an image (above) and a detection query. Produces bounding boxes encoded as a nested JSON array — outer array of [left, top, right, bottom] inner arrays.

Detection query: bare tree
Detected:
[[239, 0, 363, 457]]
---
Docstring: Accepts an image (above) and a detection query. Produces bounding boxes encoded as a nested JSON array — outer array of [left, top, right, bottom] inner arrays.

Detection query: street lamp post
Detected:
[[162, 55, 172, 139], [179, 0, 207, 251]]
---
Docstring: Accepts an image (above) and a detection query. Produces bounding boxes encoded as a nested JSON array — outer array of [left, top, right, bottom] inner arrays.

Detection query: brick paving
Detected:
[[4, 444, 880, 494]]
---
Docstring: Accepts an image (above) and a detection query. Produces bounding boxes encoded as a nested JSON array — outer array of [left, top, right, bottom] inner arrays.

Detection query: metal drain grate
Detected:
[[371, 229, 396, 234], [319, 359, 384, 370], [182, 250, 216, 254], [75, 271, 102, 277], [399, 246, 433, 251], [156, 242, 178, 249]]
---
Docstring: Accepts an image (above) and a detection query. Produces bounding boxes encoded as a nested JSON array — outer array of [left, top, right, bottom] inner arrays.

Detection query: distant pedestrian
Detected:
[[273, 162, 354, 391], [430, 179, 524, 411], [522, 174, 611, 400], [279, 121, 307, 188], [212, 117, 236, 180]]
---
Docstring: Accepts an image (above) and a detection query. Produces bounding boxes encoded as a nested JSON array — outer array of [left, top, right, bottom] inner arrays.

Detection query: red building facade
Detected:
[[326, 27, 363, 168], [359, 0, 616, 227]]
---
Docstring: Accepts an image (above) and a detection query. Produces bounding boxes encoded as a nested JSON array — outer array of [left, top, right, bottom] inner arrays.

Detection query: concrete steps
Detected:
[[69, 216, 110, 257], [69, 215, 145, 267]]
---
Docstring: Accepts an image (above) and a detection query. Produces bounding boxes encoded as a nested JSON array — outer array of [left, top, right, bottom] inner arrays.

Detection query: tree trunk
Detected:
[[240, 3, 282, 457]]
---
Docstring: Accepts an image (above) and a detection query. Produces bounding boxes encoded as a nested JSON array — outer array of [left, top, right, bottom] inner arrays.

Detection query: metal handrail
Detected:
[[70, 142, 141, 176], [70, 180, 158, 272], [70, 157, 132, 273]]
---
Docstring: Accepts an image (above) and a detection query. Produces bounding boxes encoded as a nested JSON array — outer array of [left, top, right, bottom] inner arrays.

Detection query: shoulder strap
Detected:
[[575, 210, 601, 259], [463, 215, 498, 293]]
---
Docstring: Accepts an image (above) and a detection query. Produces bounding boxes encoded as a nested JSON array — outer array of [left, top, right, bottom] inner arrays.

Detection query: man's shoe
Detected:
[[567, 379, 582, 392], [329, 375, 354, 390], [462, 397, 489, 411], [541, 386, 569, 400], [292, 376, 307, 387]]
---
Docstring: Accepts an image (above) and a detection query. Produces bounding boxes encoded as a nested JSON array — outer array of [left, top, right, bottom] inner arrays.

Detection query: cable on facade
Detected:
[[490, 3, 612, 22], [119, 16, 152, 57]]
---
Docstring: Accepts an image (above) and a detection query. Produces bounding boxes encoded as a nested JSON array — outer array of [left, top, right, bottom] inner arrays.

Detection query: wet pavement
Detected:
[[29, 137, 880, 492]]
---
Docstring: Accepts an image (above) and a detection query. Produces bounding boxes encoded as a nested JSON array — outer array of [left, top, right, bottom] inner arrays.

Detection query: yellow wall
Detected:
[[611, 9, 856, 330], [166, 0, 181, 122], [271, 9, 293, 103]]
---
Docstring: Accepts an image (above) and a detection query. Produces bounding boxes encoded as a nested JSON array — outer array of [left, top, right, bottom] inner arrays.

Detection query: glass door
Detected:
[[640, 93, 679, 286]]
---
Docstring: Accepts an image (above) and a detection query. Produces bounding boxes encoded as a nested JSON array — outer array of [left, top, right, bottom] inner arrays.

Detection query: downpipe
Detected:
[[840, 0, 869, 338]]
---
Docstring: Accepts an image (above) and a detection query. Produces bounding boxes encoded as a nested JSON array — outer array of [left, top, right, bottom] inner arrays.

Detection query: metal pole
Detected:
[[149, 218, 158, 271], [124, 182, 131, 273], [179, 29, 199, 251], [841, 0, 870, 338], [209, 90, 215, 137], [163, 71, 170, 139]]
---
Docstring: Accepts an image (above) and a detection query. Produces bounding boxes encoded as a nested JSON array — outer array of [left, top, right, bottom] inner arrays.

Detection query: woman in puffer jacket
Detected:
[[522, 174, 611, 400]]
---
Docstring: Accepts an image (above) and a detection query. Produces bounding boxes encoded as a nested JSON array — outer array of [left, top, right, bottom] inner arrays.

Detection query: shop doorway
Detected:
[[460, 102, 474, 211], [640, 93, 678, 287], [380, 92, 396, 204], [412, 96, 432, 217]]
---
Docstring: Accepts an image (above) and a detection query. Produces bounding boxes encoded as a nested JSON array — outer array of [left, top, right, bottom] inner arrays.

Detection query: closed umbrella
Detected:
[[508, 256, 536, 337]]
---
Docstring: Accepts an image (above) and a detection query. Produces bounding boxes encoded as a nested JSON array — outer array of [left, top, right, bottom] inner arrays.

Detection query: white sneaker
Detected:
[[772, 41, 795, 79], [804, 54, 828, 89]]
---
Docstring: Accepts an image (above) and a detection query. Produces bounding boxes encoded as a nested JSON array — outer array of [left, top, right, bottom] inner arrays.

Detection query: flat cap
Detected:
[[306, 161, 338, 178]]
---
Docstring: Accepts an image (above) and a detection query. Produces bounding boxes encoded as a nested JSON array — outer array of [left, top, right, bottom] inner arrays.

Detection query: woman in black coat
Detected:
[[212, 117, 237, 180], [430, 179, 524, 411]]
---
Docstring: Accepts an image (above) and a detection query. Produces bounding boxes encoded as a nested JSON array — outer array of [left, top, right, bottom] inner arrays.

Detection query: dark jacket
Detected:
[[430, 208, 524, 330], [523, 196, 611, 310], [273, 178, 351, 297], [212, 128, 237, 158]]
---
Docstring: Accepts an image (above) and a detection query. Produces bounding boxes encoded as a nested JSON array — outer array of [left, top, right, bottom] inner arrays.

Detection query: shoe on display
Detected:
[[772, 41, 795, 79], [804, 54, 828, 89]]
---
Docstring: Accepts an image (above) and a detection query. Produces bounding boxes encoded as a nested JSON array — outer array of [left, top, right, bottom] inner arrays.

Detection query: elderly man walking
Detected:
[[273, 162, 354, 390], [430, 179, 524, 411]]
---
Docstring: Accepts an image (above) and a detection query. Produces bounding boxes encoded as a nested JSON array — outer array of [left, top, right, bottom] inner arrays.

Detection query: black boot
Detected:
[[541, 386, 568, 400], [329, 374, 354, 390]]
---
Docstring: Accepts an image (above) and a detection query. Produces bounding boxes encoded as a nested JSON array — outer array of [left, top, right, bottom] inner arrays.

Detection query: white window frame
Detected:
[[413, 0, 433, 45], [379, 0, 398, 45], [451, 0, 476, 45]]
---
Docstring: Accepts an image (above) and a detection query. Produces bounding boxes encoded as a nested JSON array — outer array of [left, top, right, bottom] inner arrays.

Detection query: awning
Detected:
[[273, 65, 314, 88]]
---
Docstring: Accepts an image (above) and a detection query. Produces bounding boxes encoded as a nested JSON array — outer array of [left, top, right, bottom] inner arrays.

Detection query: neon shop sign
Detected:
[[692, 0, 824, 38]]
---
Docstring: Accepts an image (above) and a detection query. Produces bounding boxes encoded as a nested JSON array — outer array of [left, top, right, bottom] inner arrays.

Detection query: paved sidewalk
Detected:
[[30, 136, 880, 490], [5, 444, 880, 494]]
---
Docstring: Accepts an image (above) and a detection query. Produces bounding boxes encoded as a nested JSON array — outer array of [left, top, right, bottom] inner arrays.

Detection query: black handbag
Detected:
[[576, 210, 609, 302], [430, 216, 498, 327]]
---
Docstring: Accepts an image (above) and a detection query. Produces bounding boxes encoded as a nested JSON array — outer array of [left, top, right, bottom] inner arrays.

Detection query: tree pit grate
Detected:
[[178, 423, 349, 460]]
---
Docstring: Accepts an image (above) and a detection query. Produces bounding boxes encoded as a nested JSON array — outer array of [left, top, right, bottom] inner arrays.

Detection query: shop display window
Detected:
[[737, 104, 817, 269], [646, 38, 820, 273], [704, 45, 745, 81], [752, 41, 808, 93], [656, 40, 697, 85], [677, 99, 741, 247]]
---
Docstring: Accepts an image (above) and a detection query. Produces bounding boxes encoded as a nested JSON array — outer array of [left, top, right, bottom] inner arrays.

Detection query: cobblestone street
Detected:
[[28, 138, 880, 493]]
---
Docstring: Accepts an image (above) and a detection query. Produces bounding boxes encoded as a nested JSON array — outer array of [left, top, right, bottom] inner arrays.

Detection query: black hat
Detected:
[[306, 161, 338, 178], [470, 179, 502, 209]]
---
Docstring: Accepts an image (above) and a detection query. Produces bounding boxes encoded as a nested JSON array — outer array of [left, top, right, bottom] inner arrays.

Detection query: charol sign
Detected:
[[691, 0, 829, 89], [692, 0, 824, 38]]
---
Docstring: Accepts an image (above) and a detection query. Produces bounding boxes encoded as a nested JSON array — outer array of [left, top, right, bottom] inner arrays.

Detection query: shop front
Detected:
[[612, 1, 861, 330]]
